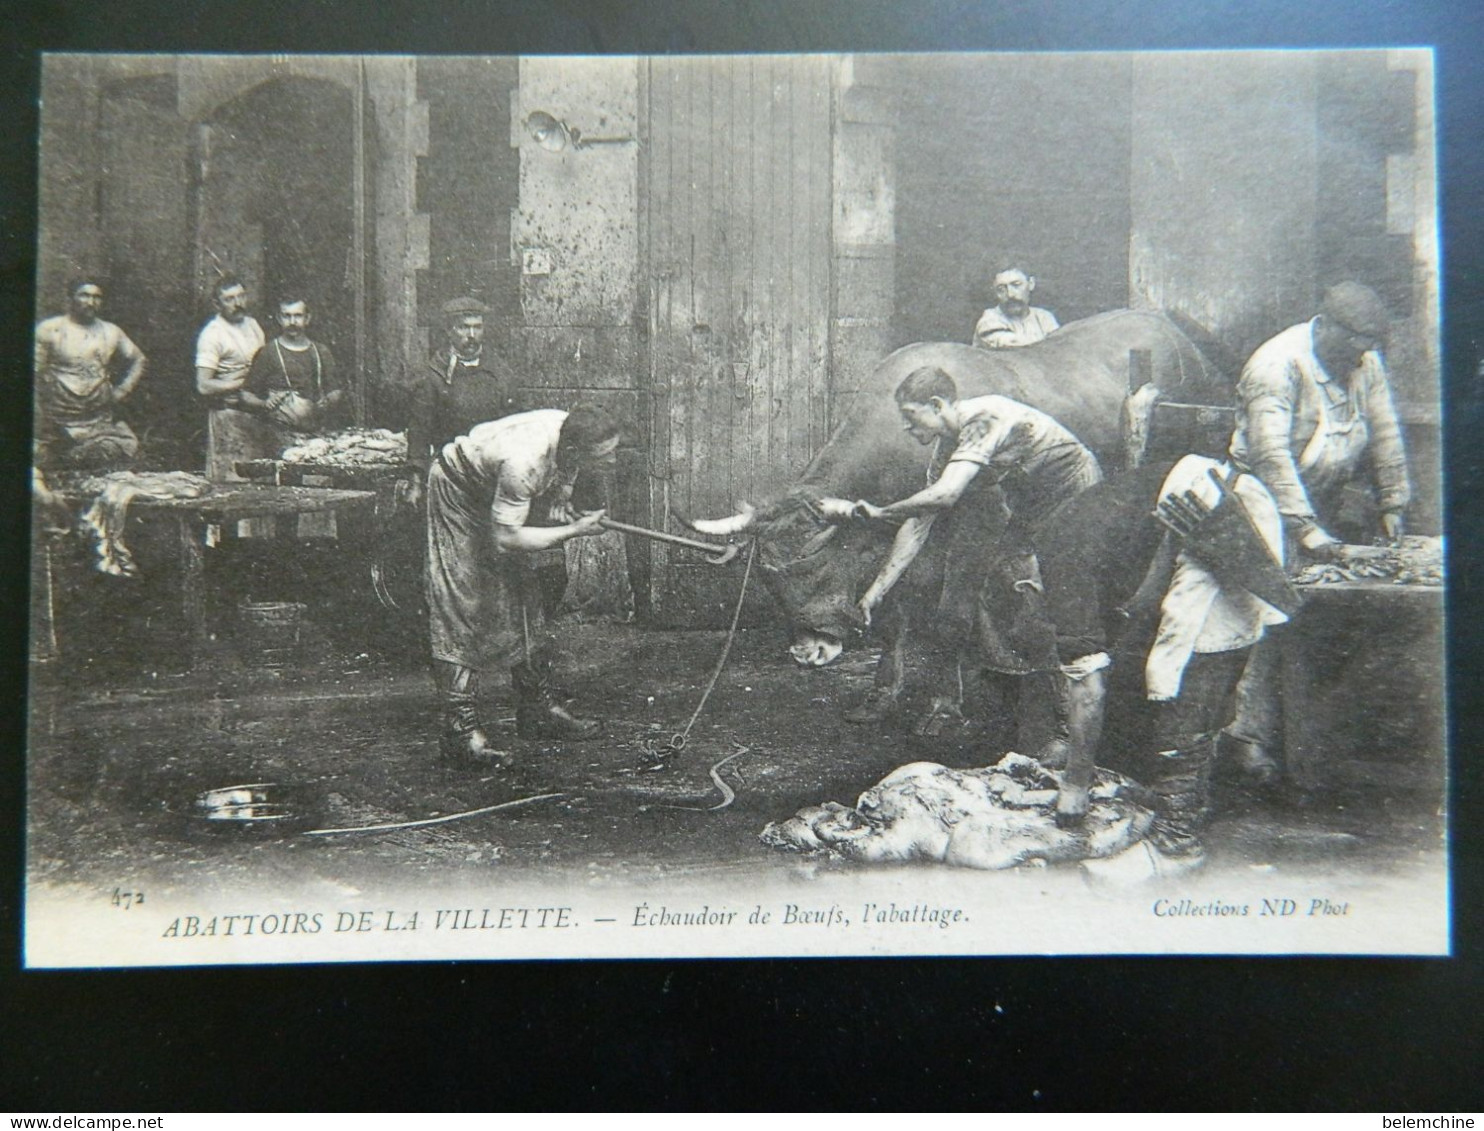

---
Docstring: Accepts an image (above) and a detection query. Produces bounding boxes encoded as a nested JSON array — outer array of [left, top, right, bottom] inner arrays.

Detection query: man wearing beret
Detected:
[[1223, 280, 1412, 782], [402, 296, 520, 510]]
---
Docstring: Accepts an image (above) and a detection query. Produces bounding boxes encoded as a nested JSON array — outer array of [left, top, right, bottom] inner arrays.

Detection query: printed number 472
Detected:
[[111, 888, 144, 910]]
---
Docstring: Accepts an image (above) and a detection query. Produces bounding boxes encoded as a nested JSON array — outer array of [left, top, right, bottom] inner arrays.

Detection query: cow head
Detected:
[[692, 493, 897, 666]]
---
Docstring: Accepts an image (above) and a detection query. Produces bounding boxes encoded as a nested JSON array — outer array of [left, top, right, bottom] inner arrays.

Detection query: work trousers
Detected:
[[425, 463, 543, 672]]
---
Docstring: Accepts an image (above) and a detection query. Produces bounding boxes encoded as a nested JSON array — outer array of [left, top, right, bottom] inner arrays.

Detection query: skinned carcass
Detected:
[[760, 753, 1154, 869], [688, 311, 1231, 681]]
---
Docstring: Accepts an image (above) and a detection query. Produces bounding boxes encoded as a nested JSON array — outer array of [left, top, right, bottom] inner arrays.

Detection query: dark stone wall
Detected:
[[415, 57, 521, 333], [890, 53, 1134, 348]]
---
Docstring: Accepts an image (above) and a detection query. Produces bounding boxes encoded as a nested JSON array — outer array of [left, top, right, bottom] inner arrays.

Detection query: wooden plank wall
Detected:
[[645, 56, 834, 626]]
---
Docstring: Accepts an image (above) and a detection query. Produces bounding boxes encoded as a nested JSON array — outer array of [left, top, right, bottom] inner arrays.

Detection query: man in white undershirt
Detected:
[[194, 276, 267, 482], [971, 266, 1060, 350]]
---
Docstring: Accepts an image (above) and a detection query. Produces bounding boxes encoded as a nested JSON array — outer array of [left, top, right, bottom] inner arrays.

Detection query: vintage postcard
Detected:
[[25, 50, 1446, 967]]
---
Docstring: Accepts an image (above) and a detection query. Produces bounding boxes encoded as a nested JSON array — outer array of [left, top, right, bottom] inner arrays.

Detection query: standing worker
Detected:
[[34, 277, 147, 472], [972, 266, 1060, 350], [240, 293, 349, 438], [195, 276, 268, 482], [427, 404, 619, 768], [1028, 454, 1294, 878], [1223, 281, 1412, 781], [401, 296, 521, 510]]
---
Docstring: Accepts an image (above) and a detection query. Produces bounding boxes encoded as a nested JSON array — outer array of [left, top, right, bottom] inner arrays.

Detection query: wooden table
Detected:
[[1279, 580, 1445, 792], [54, 483, 377, 670], [234, 459, 408, 491]]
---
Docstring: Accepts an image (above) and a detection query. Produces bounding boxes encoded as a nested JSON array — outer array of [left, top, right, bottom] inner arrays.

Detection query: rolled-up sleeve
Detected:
[[948, 415, 1013, 468], [1236, 357, 1319, 525], [490, 461, 539, 530], [194, 326, 222, 372], [1361, 359, 1411, 513]]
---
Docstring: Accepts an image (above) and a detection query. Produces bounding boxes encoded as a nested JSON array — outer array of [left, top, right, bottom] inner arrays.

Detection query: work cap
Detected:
[[442, 296, 489, 318], [1320, 281, 1389, 339]]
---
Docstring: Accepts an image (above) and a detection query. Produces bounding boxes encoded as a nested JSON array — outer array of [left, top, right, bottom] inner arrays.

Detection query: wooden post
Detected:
[[178, 514, 210, 668], [352, 58, 369, 426]]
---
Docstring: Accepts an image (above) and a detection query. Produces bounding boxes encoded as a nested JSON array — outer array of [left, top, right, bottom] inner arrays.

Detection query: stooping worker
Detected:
[[971, 266, 1060, 350], [1222, 280, 1412, 782], [1028, 454, 1296, 883], [195, 276, 268, 482], [33, 277, 147, 472], [427, 404, 618, 768], [401, 296, 521, 510], [850, 366, 1102, 738]]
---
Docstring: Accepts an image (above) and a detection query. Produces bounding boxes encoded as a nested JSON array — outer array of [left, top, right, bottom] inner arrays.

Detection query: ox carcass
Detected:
[[689, 310, 1231, 717]]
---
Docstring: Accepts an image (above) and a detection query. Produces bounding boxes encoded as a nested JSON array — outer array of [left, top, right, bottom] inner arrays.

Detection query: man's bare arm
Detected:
[[864, 460, 982, 519], [113, 351, 146, 401], [493, 509, 607, 553], [196, 365, 244, 397], [857, 515, 936, 624]]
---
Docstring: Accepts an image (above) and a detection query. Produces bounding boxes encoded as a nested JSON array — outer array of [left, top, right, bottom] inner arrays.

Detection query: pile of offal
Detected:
[[1292, 535, 1443, 586]]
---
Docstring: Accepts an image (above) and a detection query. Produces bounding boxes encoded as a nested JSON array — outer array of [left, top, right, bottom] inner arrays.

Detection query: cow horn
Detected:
[[682, 501, 757, 536]]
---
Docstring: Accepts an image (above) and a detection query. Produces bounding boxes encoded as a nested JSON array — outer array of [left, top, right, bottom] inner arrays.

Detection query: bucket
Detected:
[[190, 782, 305, 835], [237, 600, 307, 667]]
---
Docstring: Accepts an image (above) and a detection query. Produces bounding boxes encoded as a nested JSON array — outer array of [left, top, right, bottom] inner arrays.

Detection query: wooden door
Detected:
[[644, 56, 835, 625]]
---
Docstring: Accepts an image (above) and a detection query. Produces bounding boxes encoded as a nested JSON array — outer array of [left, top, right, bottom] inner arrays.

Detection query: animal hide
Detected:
[[761, 753, 1153, 870], [77, 471, 212, 577]]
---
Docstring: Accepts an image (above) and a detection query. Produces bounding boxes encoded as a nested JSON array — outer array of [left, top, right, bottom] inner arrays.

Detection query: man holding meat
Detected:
[[239, 294, 349, 439], [426, 404, 618, 767], [1222, 281, 1412, 781]]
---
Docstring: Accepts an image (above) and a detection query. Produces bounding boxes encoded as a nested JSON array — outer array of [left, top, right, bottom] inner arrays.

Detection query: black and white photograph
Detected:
[[24, 48, 1448, 966]]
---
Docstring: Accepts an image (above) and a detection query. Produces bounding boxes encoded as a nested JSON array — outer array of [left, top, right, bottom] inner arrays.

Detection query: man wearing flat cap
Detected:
[[1223, 281, 1412, 782], [402, 296, 520, 509]]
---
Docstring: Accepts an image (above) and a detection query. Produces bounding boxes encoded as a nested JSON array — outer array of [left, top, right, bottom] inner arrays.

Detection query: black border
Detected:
[[3, 0, 1482, 1112]]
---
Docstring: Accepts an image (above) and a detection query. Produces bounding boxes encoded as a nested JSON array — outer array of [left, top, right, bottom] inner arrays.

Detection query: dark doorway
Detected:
[[98, 74, 195, 470], [891, 54, 1134, 347], [193, 76, 360, 399]]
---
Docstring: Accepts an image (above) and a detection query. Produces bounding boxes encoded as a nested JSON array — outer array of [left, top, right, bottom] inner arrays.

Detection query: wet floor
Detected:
[[26, 622, 1447, 900]]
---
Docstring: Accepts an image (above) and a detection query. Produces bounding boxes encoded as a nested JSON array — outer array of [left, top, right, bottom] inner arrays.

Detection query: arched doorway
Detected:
[[192, 74, 370, 423]]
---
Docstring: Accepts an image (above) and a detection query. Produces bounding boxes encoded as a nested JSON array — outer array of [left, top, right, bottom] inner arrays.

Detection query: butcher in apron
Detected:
[[1223, 281, 1412, 783], [195, 277, 270, 483]]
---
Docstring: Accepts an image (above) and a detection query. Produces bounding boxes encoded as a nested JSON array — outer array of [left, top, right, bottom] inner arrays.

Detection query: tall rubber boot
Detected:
[[513, 653, 601, 740], [1054, 667, 1106, 827], [1032, 672, 1073, 769], [434, 661, 511, 768], [1081, 735, 1213, 887], [1143, 735, 1216, 861]]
